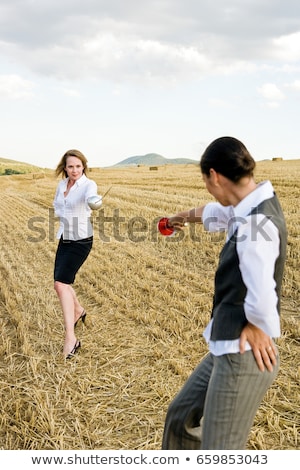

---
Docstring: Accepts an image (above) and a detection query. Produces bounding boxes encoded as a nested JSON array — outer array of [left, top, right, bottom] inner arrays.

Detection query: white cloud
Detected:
[[0, 74, 34, 99], [1, 34, 213, 84], [257, 83, 285, 107], [0, 1, 300, 166], [0, 34, 259, 87], [0, 1, 299, 86], [273, 32, 300, 61], [285, 79, 300, 91]]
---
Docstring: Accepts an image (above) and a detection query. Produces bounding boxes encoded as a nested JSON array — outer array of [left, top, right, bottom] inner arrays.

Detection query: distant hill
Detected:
[[113, 153, 198, 167], [0, 157, 47, 175]]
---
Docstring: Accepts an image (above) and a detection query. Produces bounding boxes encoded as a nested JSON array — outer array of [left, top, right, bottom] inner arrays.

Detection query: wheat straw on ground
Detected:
[[0, 161, 299, 449]]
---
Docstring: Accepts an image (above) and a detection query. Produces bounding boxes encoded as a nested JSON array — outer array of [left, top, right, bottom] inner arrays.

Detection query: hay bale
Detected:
[[32, 173, 45, 179], [272, 157, 283, 161], [149, 166, 158, 171]]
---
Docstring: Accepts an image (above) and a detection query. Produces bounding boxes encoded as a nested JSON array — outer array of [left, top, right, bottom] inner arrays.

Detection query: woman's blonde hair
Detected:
[[55, 149, 88, 178]]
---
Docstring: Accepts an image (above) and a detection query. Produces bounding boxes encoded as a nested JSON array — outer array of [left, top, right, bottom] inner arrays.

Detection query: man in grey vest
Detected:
[[162, 136, 287, 450]]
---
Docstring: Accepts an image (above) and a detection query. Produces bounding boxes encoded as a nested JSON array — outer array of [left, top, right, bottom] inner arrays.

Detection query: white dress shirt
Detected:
[[201, 180, 281, 355], [53, 174, 97, 241]]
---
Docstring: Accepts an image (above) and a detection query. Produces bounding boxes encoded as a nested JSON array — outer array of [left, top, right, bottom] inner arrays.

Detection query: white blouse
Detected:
[[53, 174, 98, 240]]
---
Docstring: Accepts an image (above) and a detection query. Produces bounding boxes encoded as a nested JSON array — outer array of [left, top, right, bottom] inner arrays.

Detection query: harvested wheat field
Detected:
[[0, 160, 299, 450]]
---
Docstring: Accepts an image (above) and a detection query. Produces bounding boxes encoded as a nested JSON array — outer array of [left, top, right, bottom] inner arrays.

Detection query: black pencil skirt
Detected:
[[54, 236, 93, 284]]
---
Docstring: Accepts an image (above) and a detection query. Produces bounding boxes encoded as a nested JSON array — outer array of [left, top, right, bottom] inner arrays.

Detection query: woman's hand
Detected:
[[168, 207, 205, 230], [87, 195, 103, 210], [240, 322, 277, 372], [167, 216, 188, 231]]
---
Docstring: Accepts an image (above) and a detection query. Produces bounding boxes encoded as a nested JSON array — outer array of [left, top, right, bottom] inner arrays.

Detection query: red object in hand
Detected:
[[157, 217, 175, 236]]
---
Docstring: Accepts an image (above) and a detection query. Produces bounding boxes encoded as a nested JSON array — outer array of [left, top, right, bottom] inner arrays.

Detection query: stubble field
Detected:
[[0, 160, 299, 450]]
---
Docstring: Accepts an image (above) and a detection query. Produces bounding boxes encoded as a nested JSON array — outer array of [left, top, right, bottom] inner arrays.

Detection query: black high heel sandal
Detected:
[[66, 340, 81, 359], [74, 309, 87, 327]]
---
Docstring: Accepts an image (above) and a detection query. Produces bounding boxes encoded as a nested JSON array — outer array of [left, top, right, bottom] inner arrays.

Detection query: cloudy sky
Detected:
[[1, 0, 300, 168]]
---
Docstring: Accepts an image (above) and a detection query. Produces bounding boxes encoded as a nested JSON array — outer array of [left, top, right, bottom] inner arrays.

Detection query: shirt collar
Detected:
[[76, 173, 87, 186], [64, 173, 87, 188], [233, 180, 275, 219]]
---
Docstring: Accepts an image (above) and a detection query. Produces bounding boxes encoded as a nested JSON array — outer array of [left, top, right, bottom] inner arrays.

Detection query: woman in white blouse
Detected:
[[161, 137, 287, 449], [53, 149, 102, 359]]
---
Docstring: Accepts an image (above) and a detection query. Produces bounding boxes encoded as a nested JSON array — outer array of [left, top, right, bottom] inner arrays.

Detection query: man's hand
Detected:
[[240, 323, 277, 372]]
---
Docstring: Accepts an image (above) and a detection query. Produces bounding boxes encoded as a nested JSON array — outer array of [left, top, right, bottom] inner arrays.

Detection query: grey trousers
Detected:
[[162, 351, 279, 450]]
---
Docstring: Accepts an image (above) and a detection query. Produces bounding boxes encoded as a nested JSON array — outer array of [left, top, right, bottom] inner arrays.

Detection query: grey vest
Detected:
[[210, 193, 287, 341]]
